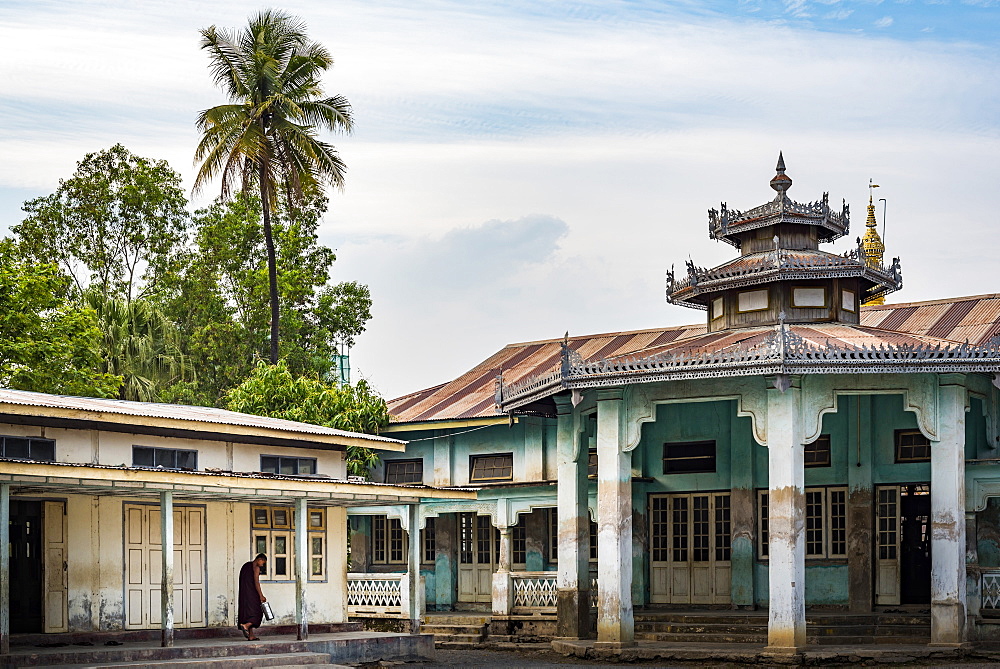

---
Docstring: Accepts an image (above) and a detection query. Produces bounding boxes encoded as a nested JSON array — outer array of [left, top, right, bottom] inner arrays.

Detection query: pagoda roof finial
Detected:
[[770, 151, 792, 195], [861, 178, 886, 305]]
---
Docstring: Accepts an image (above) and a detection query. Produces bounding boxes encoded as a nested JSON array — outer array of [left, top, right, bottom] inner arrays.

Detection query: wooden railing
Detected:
[[347, 573, 403, 617]]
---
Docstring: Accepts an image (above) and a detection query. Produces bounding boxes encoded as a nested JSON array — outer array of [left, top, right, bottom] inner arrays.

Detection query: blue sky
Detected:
[[2, 0, 999, 398]]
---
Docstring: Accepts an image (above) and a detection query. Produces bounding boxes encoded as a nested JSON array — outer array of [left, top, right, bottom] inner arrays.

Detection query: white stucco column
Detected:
[[406, 504, 422, 634], [493, 525, 514, 616], [294, 498, 309, 641], [555, 395, 591, 639], [930, 374, 968, 646], [160, 491, 174, 648], [0, 483, 10, 655], [766, 375, 805, 652], [596, 388, 634, 648]]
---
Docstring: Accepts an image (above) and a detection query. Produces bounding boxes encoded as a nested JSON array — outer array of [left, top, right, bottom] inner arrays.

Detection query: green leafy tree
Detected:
[[159, 192, 371, 406], [225, 360, 388, 477], [16, 144, 188, 302], [85, 292, 190, 401], [0, 241, 121, 397], [195, 10, 354, 364]]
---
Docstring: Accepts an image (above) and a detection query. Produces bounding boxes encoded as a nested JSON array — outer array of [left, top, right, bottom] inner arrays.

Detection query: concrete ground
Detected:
[[359, 645, 1000, 668]]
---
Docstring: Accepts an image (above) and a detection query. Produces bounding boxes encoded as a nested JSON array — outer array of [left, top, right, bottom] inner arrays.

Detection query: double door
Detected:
[[124, 503, 207, 628], [876, 484, 931, 605], [649, 493, 731, 604], [457, 512, 498, 603]]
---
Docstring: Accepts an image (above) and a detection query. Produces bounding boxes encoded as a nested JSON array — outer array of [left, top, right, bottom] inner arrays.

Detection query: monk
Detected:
[[238, 553, 267, 640]]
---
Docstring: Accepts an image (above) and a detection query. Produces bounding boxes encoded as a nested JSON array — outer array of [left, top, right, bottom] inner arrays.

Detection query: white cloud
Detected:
[[874, 15, 895, 27], [2, 0, 999, 397]]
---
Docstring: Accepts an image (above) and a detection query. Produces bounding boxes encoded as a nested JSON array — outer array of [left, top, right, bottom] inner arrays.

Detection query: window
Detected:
[[737, 289, 769, 312], [805, 435, 831, 468], [0, 435, 55, 461], [133, 446, 197, 470], [588, 450, 598, 478], [589, 520, 598, 561], [513, 520, 526, 565], [251, 505, 326, 581], [549, 509, 559, 561], [372, 515, 406, 564], [792, 286, 826, 308], [895, 430, 931, 462], [662, 441, 716, 474], [470, 453, 513, 481], [423, 517, 436, 564], [758, 487, 847, 559], [712, 296, 724, 320], [260, 456, 316, 475], [842, 289, 856, 312], [385, 459, 423, 484]]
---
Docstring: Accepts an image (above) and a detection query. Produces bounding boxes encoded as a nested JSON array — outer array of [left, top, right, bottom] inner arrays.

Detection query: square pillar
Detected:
[[596, 388, 634, 648], [493, 526, 514, 617], [966, 512, 980, 624], [294, 498, 308, 641], [930, 374, 968, 646], [555, 395, 591, 638], [847, 396, 874, 612], [1, 483, 10, 655], [765, 375, 805, 653], [160, 491, 174, 648], [730, 401, 757, 608], [406, 504, 422, 634], [433, 515, 457, 610]]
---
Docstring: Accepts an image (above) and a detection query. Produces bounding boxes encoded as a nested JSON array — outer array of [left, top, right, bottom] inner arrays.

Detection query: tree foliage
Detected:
[[195, 10, 354, 363], [224, 360, 388, 477], [16, 144, 188, 302], [0, 241, 121, 397], [158, 192, 372, 406]]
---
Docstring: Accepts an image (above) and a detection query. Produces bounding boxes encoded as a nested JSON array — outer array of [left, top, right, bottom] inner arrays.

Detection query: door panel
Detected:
[[649, 493, 731, 605], [43, 501, 68, 632], [124, 504, 207, 629], [875, 486, 901, 606], [457, 512, 497, 603]]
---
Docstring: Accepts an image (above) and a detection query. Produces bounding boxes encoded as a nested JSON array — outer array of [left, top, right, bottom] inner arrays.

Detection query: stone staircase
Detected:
[[45, 651, 342, 668], [421, 614, 490, 649], [634, 611, 931, 645]]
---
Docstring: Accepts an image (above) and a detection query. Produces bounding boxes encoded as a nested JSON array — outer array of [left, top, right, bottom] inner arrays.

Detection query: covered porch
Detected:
[[0, 459, 475, 663]]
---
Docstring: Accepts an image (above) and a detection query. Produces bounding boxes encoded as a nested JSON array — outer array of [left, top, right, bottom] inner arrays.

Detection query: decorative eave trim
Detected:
[[496, 326, 1000, 412], [708, 192, 850, 248]]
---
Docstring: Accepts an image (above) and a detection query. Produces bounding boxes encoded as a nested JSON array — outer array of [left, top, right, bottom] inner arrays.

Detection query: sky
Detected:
[[2, 0, 999, 401]]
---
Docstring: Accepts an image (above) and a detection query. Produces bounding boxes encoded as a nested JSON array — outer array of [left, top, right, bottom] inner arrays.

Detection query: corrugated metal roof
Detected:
[[389, 293, 1000, 424], [0, 389, 403, 446]]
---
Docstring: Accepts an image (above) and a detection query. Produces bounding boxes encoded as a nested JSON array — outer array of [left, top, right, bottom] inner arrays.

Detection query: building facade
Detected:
[[0, 389, 473, 655], [350, 158, 1000, 651]]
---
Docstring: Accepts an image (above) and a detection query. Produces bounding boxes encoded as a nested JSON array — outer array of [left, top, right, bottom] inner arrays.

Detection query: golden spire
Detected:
[[861, 179, 885, 305]]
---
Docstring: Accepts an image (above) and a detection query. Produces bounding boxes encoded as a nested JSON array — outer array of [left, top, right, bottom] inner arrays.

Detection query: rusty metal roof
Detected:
[[0, 388, 404, 448], [389, 293, 1000, 424]]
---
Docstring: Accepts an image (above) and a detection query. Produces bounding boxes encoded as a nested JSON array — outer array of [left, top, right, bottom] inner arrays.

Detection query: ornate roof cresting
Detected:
[[707, 156, 850, 248], [497, 325, 1000, 412]]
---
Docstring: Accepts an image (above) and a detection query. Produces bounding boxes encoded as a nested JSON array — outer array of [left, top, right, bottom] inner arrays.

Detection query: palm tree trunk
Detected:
[[259, 170, 280, 364]]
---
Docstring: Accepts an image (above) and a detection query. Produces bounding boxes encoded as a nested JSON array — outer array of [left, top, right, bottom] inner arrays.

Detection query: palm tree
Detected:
[[193, 10, 353, 364], [85, 293, 190, 402]]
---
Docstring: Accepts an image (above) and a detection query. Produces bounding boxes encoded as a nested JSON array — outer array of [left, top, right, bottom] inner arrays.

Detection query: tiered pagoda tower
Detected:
[[666, 154, 902, 330]]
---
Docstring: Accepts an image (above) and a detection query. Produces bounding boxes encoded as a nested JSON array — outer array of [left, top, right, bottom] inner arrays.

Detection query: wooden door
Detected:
[[125, 504, 207, 629], [43, 501, 68, 633], [457, 513, 497, 603], [875, 486, 901, 606], [649, 493, 731, 605]]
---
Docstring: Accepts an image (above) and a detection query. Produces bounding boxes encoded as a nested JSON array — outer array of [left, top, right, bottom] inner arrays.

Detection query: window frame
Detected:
[[736, 289, 770, 313], [469, 453, 514, 482], [841, 289, 857, 312], [894, 429, 931, 463], [132, 445, 198, 471], [791, 285, 828, 309], [711, 296, 724, 320], [384, 458, 424, 485], [251, 505, 326, 582], [259, 455, 317, 476], [371, 515, 407, 565], [804, 434, 832, 468], [662, 440, 717, 475], [758, 486, 848, 560], [0, 435, 56, 462]]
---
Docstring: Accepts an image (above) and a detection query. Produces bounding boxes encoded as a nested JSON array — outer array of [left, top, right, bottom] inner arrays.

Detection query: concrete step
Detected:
[[421, 616, 490, 626], [435, 641, 484, 649], [61, 651, 333, 669], [636, 632, 767, 643], [433, 634, 483, 643]]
